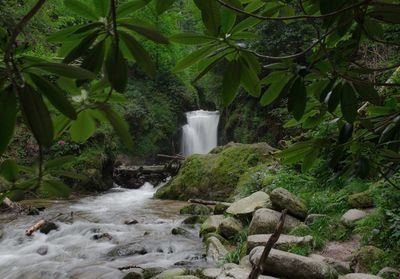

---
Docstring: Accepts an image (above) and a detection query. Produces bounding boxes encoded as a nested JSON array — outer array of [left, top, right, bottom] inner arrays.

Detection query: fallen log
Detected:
[[25, 219, 45, 236], [2, 197, 24, 212], [157, 154, 185, 160], [188, 199, 232, 206]]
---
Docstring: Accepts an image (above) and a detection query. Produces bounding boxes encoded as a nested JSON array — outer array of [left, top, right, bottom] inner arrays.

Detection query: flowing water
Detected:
[[0, 183, 206, 279], [181, 110, 220, 156]]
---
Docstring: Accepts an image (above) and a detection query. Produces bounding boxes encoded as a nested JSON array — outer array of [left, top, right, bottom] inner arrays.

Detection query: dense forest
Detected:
[[0, 0, 399, 279]]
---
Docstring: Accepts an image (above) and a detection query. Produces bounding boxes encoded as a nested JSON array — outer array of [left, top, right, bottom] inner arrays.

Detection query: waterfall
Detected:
[[181, 110, 220, 156]]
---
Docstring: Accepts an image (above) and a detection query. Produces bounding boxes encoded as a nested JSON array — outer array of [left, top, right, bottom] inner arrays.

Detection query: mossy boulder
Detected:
[[350, 246, 386, 273], [218, 217, 243, 239], [182, 215, 207, 225], [179, 204, 212, 215], [155, 143, 276, 201], [348, 191, 374, 208]]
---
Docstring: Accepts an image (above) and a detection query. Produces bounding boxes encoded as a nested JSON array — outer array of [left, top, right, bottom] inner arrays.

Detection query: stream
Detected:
[[0, 183, 206, 279]]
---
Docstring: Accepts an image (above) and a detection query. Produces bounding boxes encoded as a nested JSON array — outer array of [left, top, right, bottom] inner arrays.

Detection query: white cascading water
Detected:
[[181, 110, 220, 156]]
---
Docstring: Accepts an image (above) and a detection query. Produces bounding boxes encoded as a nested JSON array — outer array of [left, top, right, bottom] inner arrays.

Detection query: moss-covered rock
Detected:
[[155, 143, 276, 201], [182, 215, 207, 225], [179, 204, 212, 215], [348, 191, 374, 208], [350, 246, 386, 274]]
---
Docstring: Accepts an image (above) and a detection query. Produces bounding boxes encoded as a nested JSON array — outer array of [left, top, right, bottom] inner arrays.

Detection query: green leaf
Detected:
[[63, 31, 99, 64], [29, 74, 77, 120], [194, 0, 222, 37], [341, 82, 359, 123], [231, 17, 262, 34], [33, 63, 96, 80], [70, 110, 96, 143], [47, 25, 84, 42], [221, 59, 241, 106], [173, 44, 219, 72], [45, 156, 76, 170], [240, 58, 260, 97], [19, 85, 54, 147], [260, 74, 294, 106], [50, 170, 87, 180], [302, 147, 319, 172], [194, 48, 232, 82], [6, 190, 25, 201], [105, 42, 128, 93], [0, 159, 18, 182], [352, 83, 381, 105], [92, 0, 109, 17], [81, 40, 106, 75], [170, 33, 215, 45], [221, 6, 237, 33], [64, 0, 98, 20], [326, 83, 342, 112], [0, 87, 17, 156], [155, 0, 175, 14], [40, 179, 71, 198], [117, 0, 151, 17], [288, 77, 307, 120], [119, 21, 169, 44], [363, 17, 384, 39], [100, 105, 133, 150], [338, 122, 353, 144], [276, 141, 314, 164], [119, 31, 155, 78]]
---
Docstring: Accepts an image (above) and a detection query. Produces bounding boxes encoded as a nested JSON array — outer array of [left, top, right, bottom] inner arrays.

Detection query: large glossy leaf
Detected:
[[288, 77, 307, 120], [32, 63, 96, 80], [338, 122, 353, 144], [0, 87, 17, 156], [119, 31, 155, 78], [221, 60, 241, 106], [173, 44, 220, 72], [117, 0, 151, 17], [341, 82, 359, 123], [100, 105, 133, 150], [0, 159, 18, 182], [50, 170, 87, 180], [326, 83, 342, 112], [63, 31, 99, 64], [64, 0, 98, 20], [105, 42, 128, 93], [45, 156, 76, 170], [40, 179, 71, 198], [19, 85, 54, 147], [239, 58, 260, 97], [47, 25, 84, 42], [155, 0, 175, 14], [260, 74, 294, 106], [170, 33, 215, 45], [194, 48, 232, 82], [119, 21, 169, 44], [302, 146, 319, 172], [81, 40, 106, 75], [194, 0, 221, 37], [353, 83, 381, 105], [92, 0, 109, 17], [29, 74, 77, 120], [70, 110, 96, 143]]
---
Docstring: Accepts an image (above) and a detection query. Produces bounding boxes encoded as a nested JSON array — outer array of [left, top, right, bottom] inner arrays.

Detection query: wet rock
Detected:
[[0, 229, 3, 240], [377, 267, 400, 278], [40, 221, 58, 234], [180, 204, 212, 215], [183, 215, 207, 225], [206, 236, 228, 263], [174, 260, 191, 266], [214, 203, 230, 215], [249, 247, 338, 279], [124, 219, 139, 225], [305, 214, 328, 225], [27, 207, 40, 215], [247, 234, 313, 253], [203, 232, 229, 245], [341, 209, 367, 228], [143, 267, 164, 278], [218, 217, 243, 239], [122, 271, 143, 279], [350, 246, 385, 273], [201, 268, 222, 279], [91, 233, 112, 241], [239, 255, 252, 270], [154, 268, 186, 278], [348, 191, 374, 208], [270, 187, 307, 219], [221, 263, 278, 279], [200, 215, 224, 235], [171, 227, 189, 236], [310, 254, 351, 275], [174, 276, 199, 279], [339, 274, 382, 279], [36, 245, 48, 256], [226, 191, 272, 218], [249, 208, 302, 235], [69, 265, 123, 279], [107, 244, 147, 257]]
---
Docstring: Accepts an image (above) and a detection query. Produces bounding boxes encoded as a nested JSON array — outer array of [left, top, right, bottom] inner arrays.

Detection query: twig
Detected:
[[248, 209, 287, 279]]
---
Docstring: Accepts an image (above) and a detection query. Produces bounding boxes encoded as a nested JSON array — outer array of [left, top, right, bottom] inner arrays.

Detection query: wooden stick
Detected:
[[25, 219, 45, 236], [248, 209, 287, 279]]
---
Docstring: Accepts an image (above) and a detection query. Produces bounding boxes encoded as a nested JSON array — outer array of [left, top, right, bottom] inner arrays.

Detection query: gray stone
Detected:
[[249, 247, 338, 279], [124, 219, 139, 225], [218, 217, 243, 239], [247, 234, 313, 253], [40, 221, 58, 234], [310, 254, 351, 275], [377, 267, 400, 278], [206, 236, 229, 263], [226, 191, 272, 217], [220, 263, 278, 279], [180, 204, 212, 215], [107, 244, 147, 257], [270, 187, 307, 219], [339, 274, 382, 279], [172, 227, 189, 236], [200, 215, 224, 235], [154, 268, 186, 279], [305, 214, 329, 225], [249, 208, 302, 235], [239, 255, 252, 270], [36, 245, 48, 256], [341, 209, 367, 228], [201, 268, 222, 279]]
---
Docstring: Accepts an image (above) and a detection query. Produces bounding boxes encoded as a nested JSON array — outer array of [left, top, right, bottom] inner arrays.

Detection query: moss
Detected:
[[351, 246, 386, 274], [155, 143, 276, 201], [288, 245, 312, 256], [179, 204, 212, 215], [348, 190, 374, 208]]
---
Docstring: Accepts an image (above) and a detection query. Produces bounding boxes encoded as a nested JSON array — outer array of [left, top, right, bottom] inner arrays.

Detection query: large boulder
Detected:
[[348, 191, 374, 208], [247, 234, 313, 253], [310, 254, 351, 275], [377, 267, 400, 278], [200, 215, 224, 235], [339, 274, 382, 279], [226, 191, 272, 218], [250, 247, 338, 279], [183, 215, 207, 225], [341, 209, 368, 228], [217, 263, 278, 279], [350, 246, 385, 273], [249, 208, 302, 235], [270, 188, 307, 219], [206, 236, 229, 263], [218, 217, 243, 239], [180, 204, 212, 215], [154, 268, 186, 279], [155, 143, 276, 201]]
